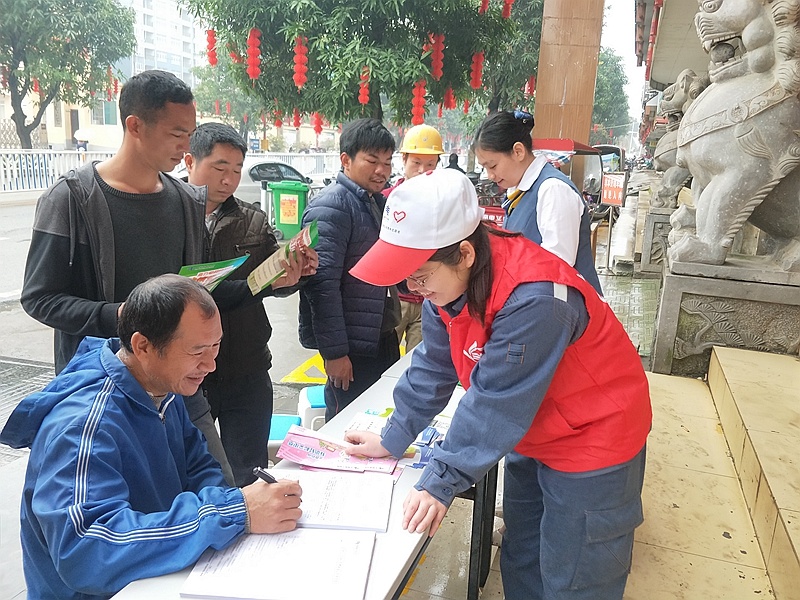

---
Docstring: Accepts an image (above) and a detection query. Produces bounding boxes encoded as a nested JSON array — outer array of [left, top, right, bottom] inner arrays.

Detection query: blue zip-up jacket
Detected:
[[0, 337, 247, 600], [298, 172, 391, 359], [504, 161, 603, 294]]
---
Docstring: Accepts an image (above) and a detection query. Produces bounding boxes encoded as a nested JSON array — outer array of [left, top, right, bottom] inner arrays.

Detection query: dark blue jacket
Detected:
[[299, 172, 389, 359]]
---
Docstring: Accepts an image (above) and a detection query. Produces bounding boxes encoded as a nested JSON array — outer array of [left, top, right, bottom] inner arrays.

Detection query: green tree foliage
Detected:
[[0, 0, 135, 148], [192, 54, 266, 140], [591, 47, 630, 143], [182, 0, 543, 128]]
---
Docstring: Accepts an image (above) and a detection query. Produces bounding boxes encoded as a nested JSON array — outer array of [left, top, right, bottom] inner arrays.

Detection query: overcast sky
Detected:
[[600, 0, 646, 124]]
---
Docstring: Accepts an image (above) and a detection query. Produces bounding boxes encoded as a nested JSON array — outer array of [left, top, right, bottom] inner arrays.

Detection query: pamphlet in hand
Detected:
[[247, 220, 318, 295], [178, 255, 249, 292], [276, 424, 398, 474]]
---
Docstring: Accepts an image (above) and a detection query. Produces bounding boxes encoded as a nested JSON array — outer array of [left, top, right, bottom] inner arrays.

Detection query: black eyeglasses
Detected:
[[514, 109, 534, 126]]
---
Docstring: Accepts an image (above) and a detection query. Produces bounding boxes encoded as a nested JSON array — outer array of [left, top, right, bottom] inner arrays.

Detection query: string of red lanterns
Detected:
[[525, 75, 536, 97], [246, 28, 261, 81], [206, 30, 218, 66], [293, 107, 302, 128], [358, 66, 370, 106], [479, 0, 489, 14], [502, 0, 515, 19], [293, 36, 309, 89], [214, 99, 221, 115], [430, 34, 445, 81], [443, 86, 457, 110], [437, 103, 443, 118], [469, 51, 485, 89], [274, 109, 283, 128], [311, 112, 323, 135], [411, 79, 426, 125], [463, 99, 470, 114]]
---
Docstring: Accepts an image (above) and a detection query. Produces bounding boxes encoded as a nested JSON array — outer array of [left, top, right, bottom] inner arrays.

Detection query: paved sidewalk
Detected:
[[0, 190, 40, 206]]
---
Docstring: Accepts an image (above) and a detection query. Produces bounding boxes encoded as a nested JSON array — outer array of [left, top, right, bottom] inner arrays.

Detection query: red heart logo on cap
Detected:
[[393, 211, 406, 222]]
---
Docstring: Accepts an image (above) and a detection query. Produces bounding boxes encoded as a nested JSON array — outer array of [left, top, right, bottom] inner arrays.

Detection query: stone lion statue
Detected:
[[652, 69, 709, 208], [670, 0, 800, 270]]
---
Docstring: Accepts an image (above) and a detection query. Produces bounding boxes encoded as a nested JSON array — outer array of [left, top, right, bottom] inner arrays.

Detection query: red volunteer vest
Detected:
[[437, 235, 651, 472]]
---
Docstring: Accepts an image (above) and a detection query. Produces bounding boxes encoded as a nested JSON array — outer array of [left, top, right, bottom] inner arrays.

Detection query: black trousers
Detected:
[[324, 331, 400, 422]]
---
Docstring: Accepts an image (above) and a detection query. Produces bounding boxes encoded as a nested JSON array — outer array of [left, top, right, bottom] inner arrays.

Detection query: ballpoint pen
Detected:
[[252, 466, 278, 484]]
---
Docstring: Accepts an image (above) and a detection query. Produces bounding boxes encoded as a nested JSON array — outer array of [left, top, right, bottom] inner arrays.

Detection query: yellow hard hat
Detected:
[[400, 124, 444, 155]]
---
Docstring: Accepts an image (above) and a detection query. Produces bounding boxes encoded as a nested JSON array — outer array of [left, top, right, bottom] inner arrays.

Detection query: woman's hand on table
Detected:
[[402, 488, 448, 537], [343, 430, 390, 457]]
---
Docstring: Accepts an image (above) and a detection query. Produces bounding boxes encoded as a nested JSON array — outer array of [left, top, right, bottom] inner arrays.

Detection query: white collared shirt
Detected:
[[507, 155, 584, 266]]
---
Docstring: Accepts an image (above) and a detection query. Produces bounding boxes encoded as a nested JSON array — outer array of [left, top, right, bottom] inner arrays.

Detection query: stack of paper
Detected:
[[271, 468, 394, 532], [180, 529, 375, 600]]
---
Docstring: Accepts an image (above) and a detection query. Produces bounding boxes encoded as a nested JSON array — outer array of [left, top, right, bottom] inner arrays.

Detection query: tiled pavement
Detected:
[[599, 273, 660, 359]]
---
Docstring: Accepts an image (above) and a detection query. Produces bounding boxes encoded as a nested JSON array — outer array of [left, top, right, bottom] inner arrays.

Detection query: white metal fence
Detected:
[[0, 150, 114, 192], [0, 150, 347, 193]]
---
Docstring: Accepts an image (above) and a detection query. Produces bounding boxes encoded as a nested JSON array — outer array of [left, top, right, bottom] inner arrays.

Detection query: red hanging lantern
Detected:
[[311, 112, 323, 136], [246, 28, 261, 81], [430, 34, 445, 81], [113, 77, 119, 96], [32, 78, 40, 94], [469, 51, 485, 90], [274, 109, 283, 128], [358, 66, 370, 106], [206, 30, 218, 66], [463, 99, 470, 114], [502, 0, 515, 19], [437, 103, 443, 118], [443, 86, 457, 110], [225, 101, 231, 114], [411, 79, 426, 126], [243, 113, 249, 124], [214, 99, 220, 115], [293, 107, 302, 128], [525, 75, 536, 97], [479, 0, 489, 14], [293, 36, 309, 89]]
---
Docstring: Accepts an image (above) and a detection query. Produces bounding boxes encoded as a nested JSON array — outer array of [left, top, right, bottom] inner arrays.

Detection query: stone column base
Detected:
[[640, 207, 675, 274], [652, 257, 800, 377]]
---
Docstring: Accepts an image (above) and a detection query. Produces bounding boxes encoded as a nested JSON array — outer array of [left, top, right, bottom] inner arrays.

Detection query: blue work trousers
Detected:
[[501, 445, 646, 600], [205, 370, 274, 487]]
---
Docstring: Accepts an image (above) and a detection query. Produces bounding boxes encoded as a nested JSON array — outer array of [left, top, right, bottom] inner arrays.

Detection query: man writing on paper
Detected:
[[0, 275, 302, 600], [19, 70, 311, 484]]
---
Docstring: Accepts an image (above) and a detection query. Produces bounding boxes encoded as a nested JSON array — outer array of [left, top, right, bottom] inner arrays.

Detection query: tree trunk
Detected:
[[8, 69, 58, 149]]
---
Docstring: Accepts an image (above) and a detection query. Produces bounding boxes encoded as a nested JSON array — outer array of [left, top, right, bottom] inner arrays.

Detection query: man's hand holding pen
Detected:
[[241, 467, 303, 534]]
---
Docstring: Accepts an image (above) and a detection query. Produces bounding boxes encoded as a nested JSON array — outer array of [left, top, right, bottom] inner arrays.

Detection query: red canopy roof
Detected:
[[532, 138, 599, 155]]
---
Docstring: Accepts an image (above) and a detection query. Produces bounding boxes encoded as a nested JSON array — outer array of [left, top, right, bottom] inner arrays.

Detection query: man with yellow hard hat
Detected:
[[384, 124, 444, 196], [385, 123, 444, 350]]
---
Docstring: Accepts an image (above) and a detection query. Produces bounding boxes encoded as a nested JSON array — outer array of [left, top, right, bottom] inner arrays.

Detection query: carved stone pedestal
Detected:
[[640, 208, 675, 274], [652, 257, 800, 377]]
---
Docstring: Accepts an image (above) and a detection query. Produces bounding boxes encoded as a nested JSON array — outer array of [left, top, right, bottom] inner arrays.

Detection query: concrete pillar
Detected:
[[534, 0, 604, 187]]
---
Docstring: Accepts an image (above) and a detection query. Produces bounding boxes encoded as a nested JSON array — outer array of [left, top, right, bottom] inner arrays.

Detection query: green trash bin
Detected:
[[267, 180, 309, 240]]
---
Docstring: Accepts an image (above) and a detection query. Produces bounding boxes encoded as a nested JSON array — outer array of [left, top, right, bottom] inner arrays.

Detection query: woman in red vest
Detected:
[[346, 169, 651, 600]]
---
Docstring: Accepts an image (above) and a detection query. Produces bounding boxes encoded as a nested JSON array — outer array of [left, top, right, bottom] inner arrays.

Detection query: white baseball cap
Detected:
[[350, 169, 485, 286]]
